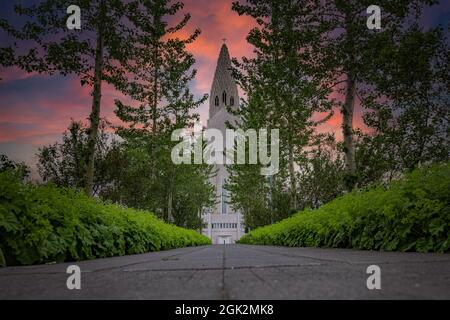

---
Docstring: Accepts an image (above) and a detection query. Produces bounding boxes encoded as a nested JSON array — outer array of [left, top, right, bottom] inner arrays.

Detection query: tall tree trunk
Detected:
[[167, 167, 175, 223], [342, 71, 356, 188], [84, 17, 104, 196], [268, 174, 273, 224], [167, 191, 173, 222], [167, 186, 173, 223], [150, 46, 158, 180], [288, 141, 297, 210]]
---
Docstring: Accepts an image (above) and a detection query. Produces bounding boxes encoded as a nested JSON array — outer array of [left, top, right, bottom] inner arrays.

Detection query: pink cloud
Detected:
[[0, 0, 373, 156], [0, 66, 40, 83]]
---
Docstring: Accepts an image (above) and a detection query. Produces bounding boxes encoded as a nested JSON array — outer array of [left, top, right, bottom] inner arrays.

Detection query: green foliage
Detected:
[[239, 163, 450, 253], [37, 120, 117, 194], [110, 0, 212, 228], [361, 26, 450, 175], [0, 154, 29, 180], [0, 170, 210, 267], [228, 0, 333, 225], [297, 136, 346, 209], [1, 0, 139, 195]]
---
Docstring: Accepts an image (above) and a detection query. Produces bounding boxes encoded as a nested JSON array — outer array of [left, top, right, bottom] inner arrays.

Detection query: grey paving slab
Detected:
[[0, 244, 449, 299]]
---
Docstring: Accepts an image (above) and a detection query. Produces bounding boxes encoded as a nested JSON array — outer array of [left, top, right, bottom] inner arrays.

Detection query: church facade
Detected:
[[201, 43, 245, 244]]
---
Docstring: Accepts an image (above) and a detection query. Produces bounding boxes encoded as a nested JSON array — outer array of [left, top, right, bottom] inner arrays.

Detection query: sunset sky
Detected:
[[0, 0, 449, 175]]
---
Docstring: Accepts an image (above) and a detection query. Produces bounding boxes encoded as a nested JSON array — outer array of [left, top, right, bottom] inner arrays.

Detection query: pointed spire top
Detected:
[[217, 42, 231, 69], [208, 41, 239, 120]]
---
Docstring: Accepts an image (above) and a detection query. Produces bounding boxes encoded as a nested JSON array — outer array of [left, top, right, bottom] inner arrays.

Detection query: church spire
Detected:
[[209, 43, 239, 121]]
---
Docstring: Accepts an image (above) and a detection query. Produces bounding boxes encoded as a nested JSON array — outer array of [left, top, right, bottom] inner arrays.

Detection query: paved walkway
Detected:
[[1, 244, 449, 299]]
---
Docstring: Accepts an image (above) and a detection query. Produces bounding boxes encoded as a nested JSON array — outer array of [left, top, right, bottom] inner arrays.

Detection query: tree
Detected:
[[297, 135, 345, 209], [113, 0, 213, 227], [227, 0, 331, 226], [0, 47, 15, 81], [0, 0, 135, 195], [353, 130, 399, 187], [37, 119, 117, 194], [0, 155, 30, 180], [310, 0, 436, 189], [361, 25, 450, 175]]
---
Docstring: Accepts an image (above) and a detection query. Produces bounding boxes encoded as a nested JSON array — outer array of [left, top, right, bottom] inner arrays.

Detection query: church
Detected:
[[201, 43, 245, 244]]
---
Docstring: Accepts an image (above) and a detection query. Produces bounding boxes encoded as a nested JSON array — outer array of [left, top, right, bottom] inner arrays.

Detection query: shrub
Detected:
[[239, 163, 450, 253], [0, 171, 210, 266]]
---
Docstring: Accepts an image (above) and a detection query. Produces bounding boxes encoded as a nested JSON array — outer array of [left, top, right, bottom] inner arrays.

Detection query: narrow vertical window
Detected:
[[221, 177, 227, 214], [215, 96, 219, 106], [230, 96, 234, 106], [222, 91, 227, 104]]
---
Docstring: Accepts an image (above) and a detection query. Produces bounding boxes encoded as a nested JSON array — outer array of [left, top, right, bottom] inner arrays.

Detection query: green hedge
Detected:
[[0, 171, 210, 267], [239, 163, 450, 252]]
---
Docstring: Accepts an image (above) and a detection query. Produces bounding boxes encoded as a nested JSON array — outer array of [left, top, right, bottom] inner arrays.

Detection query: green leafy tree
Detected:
[[0, 154, 30, 180], [0, 0, 135, 195], [37, 120, 118, 194], [112, 0, 212, 228], [227, 0, 331, 227], [227, 160, 272, 229], [361, 25, 450, 175], [353, 131, 399, 187], [297, 135, 346, 209], [0, 47, 15, 80], [309, 0, 436, 189]]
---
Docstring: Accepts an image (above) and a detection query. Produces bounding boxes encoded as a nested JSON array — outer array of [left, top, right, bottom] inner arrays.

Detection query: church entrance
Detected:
[[218, 236, 231, 244]]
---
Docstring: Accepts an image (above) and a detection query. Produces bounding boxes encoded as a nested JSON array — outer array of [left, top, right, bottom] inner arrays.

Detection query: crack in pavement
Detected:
[[240, 245, 450, 266], [121, 263, 322, 273], [0, 245, 211, 277], [0, 261, 322, 276]]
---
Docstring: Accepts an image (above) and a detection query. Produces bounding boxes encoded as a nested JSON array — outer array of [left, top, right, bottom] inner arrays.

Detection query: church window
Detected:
[[222, 91, 227, 104], [221, 177, 227, 214], [230, 96, 234, 106], [215, 96, 219, 106]]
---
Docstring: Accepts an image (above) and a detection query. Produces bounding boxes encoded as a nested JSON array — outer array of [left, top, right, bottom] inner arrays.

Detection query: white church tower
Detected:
[[201, 43, 245, 244]]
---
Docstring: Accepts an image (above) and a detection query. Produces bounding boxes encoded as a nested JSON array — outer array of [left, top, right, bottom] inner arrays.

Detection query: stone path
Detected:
[[1, 244, 449, 299]]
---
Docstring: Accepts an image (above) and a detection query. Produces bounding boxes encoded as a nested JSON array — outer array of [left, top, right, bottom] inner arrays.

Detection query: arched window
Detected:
[[214, 96, 219, 106], [222, 91, 227, 104], [230, 96, 234, 106]]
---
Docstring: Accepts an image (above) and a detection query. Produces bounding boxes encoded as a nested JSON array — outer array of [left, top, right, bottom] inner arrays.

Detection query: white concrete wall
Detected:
[[206, 213, 245, 244]]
